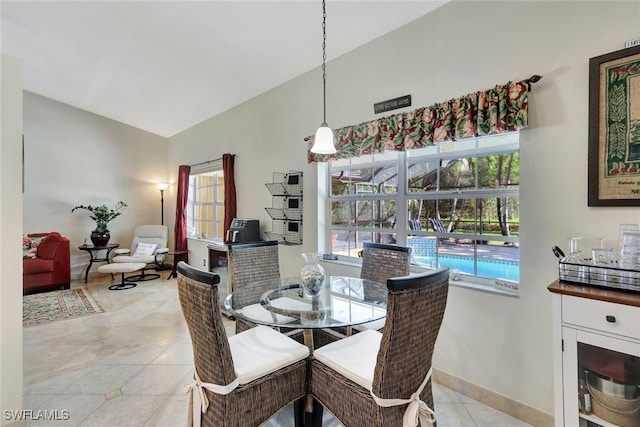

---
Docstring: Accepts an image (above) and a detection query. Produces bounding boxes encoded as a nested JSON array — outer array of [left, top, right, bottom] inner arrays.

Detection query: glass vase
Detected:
[[300, 253, 325, 297]]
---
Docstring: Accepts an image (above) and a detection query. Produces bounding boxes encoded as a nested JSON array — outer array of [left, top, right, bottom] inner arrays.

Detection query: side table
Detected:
[[78, 243, 120, 283], [167, 250, 189, 280]]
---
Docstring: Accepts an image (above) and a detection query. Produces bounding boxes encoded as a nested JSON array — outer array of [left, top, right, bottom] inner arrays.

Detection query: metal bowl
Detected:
[[587, 370, 640, 399]]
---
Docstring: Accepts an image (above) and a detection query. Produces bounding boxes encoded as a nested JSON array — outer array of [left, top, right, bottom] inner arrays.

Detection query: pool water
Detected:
[[413, 255, 520, 281]]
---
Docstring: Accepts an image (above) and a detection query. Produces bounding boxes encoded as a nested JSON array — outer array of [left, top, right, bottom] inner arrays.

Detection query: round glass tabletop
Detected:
[[224, 275, 387, 329]]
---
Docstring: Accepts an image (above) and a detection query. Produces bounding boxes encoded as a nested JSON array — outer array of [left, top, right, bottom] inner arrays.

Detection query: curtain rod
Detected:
[[189, 154, 236, 168]]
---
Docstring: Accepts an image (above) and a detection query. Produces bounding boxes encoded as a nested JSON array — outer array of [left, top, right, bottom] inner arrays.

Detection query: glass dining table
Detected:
[[223, 275, 387, 351]]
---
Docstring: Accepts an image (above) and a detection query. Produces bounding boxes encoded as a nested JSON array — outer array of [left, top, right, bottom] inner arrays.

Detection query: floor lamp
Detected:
[[156, 183, 172, 272], [157, 183, 169, 225]]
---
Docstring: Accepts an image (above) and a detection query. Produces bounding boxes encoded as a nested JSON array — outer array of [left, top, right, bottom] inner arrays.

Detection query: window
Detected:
[[187, 168, 225, 240], [325, 133, 519, 282]]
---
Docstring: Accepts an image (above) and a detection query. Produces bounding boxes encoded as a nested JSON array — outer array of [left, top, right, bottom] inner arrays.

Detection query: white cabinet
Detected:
[[208, 243, 229, 315], [187, 238, 230, 314], [549, 282, 640, 427]]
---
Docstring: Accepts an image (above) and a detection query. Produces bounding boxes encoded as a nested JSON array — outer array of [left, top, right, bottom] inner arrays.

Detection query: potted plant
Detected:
[[72, 201, 128, 246]]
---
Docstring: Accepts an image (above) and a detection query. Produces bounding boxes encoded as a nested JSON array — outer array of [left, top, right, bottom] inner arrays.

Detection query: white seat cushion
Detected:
[[314, 329, 382, 391], [353, 318, 386, 332], [228, 325, 309, 384], [98, 262, 146, 274], [113, 255, 155, 264], [241, 303, 294, 324]]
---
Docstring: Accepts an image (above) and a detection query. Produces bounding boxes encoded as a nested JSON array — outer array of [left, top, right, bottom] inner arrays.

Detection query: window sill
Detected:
[[187, 236, 224, 245], [321, 257, 520, 298]]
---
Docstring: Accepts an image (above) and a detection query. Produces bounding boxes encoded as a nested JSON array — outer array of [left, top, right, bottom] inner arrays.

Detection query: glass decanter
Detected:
[[560, 237, 587, 283], [300, 253, 326, 297]]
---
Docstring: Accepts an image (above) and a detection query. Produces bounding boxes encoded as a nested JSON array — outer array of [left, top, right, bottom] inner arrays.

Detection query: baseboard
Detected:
[[433, 368, 554, 427]]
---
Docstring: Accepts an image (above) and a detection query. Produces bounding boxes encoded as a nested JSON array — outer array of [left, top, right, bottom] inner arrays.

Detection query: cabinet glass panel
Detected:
[[576, 342, 640, 427]]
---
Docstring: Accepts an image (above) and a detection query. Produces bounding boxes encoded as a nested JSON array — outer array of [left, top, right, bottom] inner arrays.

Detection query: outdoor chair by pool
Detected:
[[310, 268, 450, 427], [408, 219, 422, 230], [177, 261, 309, 427], [429, 218, 449, 245]]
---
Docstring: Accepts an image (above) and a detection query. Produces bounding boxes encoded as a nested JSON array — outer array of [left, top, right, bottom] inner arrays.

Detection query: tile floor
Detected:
[[23, 274, 532, 426]]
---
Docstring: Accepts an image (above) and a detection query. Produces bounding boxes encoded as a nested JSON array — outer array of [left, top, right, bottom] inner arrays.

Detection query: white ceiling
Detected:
[[1, 0, 448, 137]]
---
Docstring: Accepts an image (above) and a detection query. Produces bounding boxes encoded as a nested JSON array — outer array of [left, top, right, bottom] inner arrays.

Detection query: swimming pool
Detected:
[[413, 254, 520, 281]]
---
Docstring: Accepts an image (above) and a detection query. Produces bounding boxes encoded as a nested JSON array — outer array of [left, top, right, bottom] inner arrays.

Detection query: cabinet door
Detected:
[[562, 327, 640, 427]]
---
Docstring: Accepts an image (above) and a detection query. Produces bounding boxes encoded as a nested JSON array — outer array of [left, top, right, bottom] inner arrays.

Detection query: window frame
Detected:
[[322, 134, 520, 283], [187, 164, 225, 241]]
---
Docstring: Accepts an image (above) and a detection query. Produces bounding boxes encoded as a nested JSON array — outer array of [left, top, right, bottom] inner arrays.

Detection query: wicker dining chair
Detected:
[[361, 242, 412, 285], [176, 261, 309, 427], [314, 243, 412, 348], [355, 242, 412, 332], [310, 268, 450, 427], [227, 240, 281, 334]]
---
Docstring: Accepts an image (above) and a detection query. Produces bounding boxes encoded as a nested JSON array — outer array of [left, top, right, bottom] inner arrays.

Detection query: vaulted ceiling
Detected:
[[1, 1, 448, 137]]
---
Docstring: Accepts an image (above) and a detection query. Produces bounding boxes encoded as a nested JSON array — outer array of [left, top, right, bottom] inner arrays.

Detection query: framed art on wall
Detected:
[[588, 45, 640, 206]]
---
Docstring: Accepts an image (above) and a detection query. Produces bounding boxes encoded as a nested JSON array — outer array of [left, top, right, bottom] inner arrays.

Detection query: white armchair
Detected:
[[112, 225, 169, 281]]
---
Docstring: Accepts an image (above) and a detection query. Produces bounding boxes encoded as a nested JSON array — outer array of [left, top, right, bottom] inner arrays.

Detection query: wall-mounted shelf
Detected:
[[265, 171, 303, 245]]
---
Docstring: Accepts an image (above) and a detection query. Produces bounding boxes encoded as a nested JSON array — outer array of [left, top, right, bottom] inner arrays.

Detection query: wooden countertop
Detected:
[[548, 280, 640, 308]]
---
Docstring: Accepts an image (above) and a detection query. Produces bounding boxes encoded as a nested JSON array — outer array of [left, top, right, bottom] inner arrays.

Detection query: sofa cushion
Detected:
[[23, 258, 55, 275], [23, 236, 45, 259]]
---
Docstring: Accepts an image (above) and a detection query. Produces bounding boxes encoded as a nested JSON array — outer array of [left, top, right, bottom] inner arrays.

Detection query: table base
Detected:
[[294, 396, 323, 427], [107, 272, 138, 291], [109, 283, 137, 290], [124, 273, 160, 282]]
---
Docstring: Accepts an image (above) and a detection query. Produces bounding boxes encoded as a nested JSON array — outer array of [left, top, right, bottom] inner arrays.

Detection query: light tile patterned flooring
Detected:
[[23, 274, 532, 426]]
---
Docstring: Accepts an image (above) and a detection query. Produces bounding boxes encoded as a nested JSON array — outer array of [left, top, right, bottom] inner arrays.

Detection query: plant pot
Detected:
[[90, 232, 110, 247]]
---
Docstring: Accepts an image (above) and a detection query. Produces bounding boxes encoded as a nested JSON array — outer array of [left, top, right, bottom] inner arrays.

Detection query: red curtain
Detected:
[[174, 165, 190, 251], [223, 154, 237, 243]]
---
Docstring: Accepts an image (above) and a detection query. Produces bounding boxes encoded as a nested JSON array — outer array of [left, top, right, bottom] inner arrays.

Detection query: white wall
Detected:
[[23, 92, 170, 277], [1, 54, 25, 426], [168, 0, 640, 417]]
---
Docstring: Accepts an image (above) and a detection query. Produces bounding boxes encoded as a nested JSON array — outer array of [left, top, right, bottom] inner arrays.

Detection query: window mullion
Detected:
[[397, 152, 408, 247]]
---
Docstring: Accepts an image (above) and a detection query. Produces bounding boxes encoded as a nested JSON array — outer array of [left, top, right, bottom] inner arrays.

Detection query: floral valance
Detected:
[[307, 79, 531, 163]]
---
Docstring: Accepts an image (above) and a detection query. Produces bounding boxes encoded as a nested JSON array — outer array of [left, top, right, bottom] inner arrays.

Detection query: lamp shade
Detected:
[[157, 183, 169, 191], [311, 123, 337, 154]]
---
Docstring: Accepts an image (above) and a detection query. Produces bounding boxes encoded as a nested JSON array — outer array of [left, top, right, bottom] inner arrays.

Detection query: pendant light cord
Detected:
[[321, 0, 327, 124]]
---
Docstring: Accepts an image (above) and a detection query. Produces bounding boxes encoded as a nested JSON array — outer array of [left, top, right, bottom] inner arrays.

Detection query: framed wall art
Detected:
[[588, 45, 640, 206]]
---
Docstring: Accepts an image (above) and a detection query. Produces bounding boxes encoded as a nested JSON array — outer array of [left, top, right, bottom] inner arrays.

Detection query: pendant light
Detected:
[[311, 0, 337, 154]]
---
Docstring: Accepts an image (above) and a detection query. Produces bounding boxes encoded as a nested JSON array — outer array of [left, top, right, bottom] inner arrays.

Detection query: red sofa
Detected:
[[23, 232, 71, 294]]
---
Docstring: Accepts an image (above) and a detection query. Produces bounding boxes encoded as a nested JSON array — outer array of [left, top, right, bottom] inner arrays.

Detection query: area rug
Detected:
[[23, 287, 104, 327]]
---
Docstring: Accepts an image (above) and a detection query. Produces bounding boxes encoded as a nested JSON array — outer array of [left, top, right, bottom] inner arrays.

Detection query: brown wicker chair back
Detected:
[[373, 268, 450, 414], [310, 267, 450, 427], [314, 243, 412, 346], [227, 240, 280, 292], [361, 242, 411, 285], [227, 241, 281, 334], [360, 242, 412, 314], [177, 261, 307, 427], [177, 261, 233, 387]]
